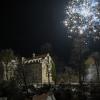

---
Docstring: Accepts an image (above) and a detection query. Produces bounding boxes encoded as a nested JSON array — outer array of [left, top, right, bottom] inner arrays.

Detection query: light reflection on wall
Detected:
[[85, 64, 97, 82]]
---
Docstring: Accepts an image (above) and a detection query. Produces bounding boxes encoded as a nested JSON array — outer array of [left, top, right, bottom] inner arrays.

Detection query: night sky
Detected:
[[1, 0, 71, 58], [1, 0, 100, 61]]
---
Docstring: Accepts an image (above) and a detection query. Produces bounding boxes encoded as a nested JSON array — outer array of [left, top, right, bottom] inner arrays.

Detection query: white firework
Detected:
[[64, 0, 100, 38]]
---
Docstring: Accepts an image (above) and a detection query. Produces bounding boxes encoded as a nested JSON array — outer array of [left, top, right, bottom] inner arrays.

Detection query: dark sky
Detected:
[[1, 0, 100, 61], [1, 0, 72, 59]]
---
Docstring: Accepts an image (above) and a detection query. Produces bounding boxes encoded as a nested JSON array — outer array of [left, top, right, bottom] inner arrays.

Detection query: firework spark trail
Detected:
[[64, 0, 100, 37]]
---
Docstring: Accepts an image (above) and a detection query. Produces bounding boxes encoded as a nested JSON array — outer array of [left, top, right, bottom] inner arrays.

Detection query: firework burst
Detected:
[[64, 0, 100, 38]]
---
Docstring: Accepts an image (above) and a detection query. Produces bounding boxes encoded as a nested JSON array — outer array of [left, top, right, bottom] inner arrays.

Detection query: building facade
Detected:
[[22, 53, 55, 85], [0, 53, 55, 86], [85, 56, 100, 82]]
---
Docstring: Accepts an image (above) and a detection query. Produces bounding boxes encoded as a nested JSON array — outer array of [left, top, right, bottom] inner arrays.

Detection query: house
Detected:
[[21, 53, 55, 85], [85, 56, 100, 82], [0, 52, 55, 86]]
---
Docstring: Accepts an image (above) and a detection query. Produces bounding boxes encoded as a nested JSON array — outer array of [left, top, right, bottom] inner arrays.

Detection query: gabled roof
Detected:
[[23, 53, 50, 64], [35, 53, 49, 59], [85, 56, 95, 65]]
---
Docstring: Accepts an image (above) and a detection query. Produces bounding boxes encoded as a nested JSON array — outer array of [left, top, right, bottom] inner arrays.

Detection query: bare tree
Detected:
[[92, 52, 100, 82], [69, 36, 89, 84], [40, 43, 53, 54], [0, 49, 15, 80], [15, 58, 35, 95]]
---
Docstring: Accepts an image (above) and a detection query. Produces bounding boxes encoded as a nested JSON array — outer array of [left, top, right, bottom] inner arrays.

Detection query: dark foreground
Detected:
[[0, 82, 100, 100]]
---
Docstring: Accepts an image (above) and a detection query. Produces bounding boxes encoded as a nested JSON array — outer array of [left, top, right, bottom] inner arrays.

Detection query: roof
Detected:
[[23, 53, 50, 64], [36, 54, 48, 59], [85, 56, 95, 65]]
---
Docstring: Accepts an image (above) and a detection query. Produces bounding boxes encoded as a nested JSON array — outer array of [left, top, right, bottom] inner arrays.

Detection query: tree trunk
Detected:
[[5, 64, 9, 80], [3, 62, 9, 80], [22, 65, 29, 96], [95, 62, 99, 82]]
